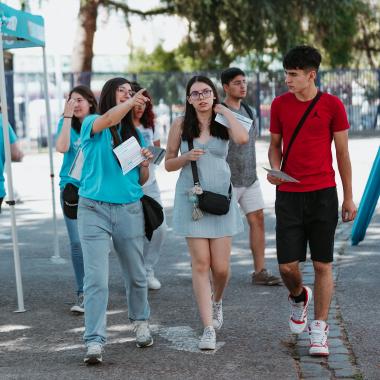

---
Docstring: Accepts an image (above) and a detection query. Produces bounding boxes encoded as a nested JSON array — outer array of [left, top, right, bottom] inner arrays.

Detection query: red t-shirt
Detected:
[[270, 92, 349, 192]]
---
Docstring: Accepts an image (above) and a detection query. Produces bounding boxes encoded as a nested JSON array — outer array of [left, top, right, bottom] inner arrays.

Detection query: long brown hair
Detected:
[[98, 77, 140, 146], [68, 85, 97, 133]]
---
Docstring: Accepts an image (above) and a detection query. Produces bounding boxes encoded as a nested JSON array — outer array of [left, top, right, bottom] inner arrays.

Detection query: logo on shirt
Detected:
[[312, 111, 320, 119]]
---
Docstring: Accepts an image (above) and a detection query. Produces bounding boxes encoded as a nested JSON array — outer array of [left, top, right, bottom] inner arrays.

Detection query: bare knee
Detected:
[[192, 258, 210, 274], [279, 262, 299, 277], [247, 209, 264, 228], [313, 261, 332, 274], [212, 266, 229, 280]]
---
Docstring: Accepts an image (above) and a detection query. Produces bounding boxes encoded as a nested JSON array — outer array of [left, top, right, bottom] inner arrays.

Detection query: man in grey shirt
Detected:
[[221, 68, 281, 285]]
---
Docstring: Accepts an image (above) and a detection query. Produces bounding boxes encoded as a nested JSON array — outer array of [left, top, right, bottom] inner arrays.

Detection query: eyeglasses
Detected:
[[230, 80, 247, 87], [117, 87, 135, 97], [189, 89, 213, 101]]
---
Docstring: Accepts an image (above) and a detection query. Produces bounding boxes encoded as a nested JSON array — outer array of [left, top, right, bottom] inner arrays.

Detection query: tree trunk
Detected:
[[71, 0, 100, 86]]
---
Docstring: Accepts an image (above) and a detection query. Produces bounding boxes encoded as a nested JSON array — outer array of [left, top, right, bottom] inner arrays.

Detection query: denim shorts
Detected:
[[275, 187, 338, 264]]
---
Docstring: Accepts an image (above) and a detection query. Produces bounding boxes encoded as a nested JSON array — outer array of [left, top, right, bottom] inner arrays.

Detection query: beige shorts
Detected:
[[234, 180, 265, 215]]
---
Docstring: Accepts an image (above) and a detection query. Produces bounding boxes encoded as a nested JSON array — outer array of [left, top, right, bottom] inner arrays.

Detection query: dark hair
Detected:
[[68, 85, 97, 133], [130, 82, 155, 131], [220, 67, 246, 85], [182, 75, 228, 141], [98, 77, 140, 146], [283, 45, 322, 71]]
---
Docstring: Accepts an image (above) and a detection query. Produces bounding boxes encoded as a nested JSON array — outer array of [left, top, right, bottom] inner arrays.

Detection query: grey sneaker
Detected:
[[70, 293, 84, 314], [212, 300, 223, 330], [199, 326, 216, 350], [147, 271, 161, 290], [252, 269, 282, 286], [84, 342, 103, 364], [133, 321, 153, 348]]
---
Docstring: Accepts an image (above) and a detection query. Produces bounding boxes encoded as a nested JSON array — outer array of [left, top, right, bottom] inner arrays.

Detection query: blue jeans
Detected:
[[78, 197, 150, 345], [60, 191, 84, 295]]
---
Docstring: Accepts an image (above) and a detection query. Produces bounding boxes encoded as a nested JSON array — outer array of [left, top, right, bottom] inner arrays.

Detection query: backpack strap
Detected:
[[241, 101, 254, 120]]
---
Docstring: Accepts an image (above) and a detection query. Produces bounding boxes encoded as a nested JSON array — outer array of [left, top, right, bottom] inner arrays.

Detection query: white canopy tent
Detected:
[[0, 3, 64, 312]]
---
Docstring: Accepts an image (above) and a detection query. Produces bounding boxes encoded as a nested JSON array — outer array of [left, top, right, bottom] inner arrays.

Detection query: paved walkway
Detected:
[[0, 137, 379, 379]]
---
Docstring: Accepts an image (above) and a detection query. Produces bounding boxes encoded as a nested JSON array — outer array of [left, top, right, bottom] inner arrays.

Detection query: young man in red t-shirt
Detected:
[[268, 45, 357, 356]]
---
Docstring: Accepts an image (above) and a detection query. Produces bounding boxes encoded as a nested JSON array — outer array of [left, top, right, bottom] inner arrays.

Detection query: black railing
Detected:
[[5, 69, 380, 146]]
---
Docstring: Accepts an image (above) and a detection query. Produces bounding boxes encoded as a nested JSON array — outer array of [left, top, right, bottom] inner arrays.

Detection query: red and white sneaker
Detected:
[[288, 286, 312, 334], [308, 320, 329, 356]]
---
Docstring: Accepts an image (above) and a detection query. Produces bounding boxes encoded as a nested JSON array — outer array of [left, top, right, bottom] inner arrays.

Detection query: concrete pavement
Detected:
[[0, 136, 379, 379]]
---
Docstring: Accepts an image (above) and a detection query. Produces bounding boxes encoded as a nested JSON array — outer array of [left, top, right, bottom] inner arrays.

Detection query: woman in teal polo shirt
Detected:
[[78, 77, 153, 365], [0, 114, 23, 212], [55, 85, 97, 314]]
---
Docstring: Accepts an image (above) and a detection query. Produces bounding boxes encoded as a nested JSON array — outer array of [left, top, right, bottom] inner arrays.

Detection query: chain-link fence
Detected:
[[5, 69, 380, 147]]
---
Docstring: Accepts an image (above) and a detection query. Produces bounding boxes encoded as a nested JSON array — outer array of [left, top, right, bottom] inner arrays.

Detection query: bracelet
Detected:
[[64, 116, 72, 119]]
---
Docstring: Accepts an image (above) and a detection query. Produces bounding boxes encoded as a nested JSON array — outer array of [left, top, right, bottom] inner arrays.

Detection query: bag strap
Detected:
[[221, 101, 254, 120], [281, 91, 322, 171], [241, 102, 254, 120], [187, 140, 232, 199]]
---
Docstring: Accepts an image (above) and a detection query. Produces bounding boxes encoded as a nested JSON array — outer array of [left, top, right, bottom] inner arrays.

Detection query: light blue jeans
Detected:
[[142, 181, 167, 275], [78, 197, 150, 345], [60, 191, 84, 295]]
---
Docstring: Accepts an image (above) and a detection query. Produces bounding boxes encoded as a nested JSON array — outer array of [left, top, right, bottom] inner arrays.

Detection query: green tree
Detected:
[[161, 0, 366, 69], [71, 0, 173, 85]]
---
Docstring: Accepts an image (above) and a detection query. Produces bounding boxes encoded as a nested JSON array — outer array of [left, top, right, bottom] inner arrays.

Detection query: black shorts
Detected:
[[0, 197, 3, 213], [275, 187, 338, 264]]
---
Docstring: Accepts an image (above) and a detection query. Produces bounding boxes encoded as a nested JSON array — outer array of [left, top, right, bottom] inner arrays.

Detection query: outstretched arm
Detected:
[[92, 89, 149, 134]]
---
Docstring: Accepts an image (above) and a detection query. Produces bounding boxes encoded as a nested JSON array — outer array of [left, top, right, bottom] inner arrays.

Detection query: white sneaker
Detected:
[[309, 320, 329, 356], [199, 326, 216, 350], [70, 293, 84, 314], [212, 300, 223, 330], [147, 271, 161, 290], [133, 321, 153, 348], [84, 342, 103, 364], [288, 286, 312, 334]]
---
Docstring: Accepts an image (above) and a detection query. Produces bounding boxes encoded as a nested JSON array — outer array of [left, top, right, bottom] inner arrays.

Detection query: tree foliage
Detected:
[[72, 0, 380, 82], [160, 0, 367, 69]]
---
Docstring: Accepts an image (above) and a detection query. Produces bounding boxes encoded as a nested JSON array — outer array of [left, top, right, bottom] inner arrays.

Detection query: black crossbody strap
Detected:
[[281, 91, 322, 171], [187, 140, 232, 199]]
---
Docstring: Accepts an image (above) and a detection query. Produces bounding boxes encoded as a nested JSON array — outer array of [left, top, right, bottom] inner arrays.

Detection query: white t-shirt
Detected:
[[136, 125, 160, 187]]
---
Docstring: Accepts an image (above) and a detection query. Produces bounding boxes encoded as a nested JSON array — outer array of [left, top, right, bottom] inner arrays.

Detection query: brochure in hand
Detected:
[[113, 136, 145, 175], [147, 146, 166, 165], [263, 167, 300, 183], [68, 148, 84, 181], [215, 110, 252, 132]]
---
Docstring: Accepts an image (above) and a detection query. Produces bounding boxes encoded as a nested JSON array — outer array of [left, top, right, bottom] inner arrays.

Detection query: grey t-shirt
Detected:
[[226, 103, 258, 187]]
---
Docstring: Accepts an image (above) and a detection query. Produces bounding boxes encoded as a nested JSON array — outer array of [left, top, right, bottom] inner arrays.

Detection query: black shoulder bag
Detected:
[[110, 126, 163, 240], [188, 140, 232, 215], [280, 91, 322, 172]]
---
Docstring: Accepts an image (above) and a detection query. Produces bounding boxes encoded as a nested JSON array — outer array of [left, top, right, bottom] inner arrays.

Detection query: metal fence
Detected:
[[4, 69, 380, 146]]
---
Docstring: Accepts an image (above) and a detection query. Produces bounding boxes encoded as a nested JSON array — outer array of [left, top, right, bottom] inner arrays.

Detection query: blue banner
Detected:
[[0, 3, 45, 49]]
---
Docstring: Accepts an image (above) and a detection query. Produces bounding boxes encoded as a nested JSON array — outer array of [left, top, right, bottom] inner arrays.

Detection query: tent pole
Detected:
[[41, 46, 65, 264], [0, 26, 25, 312]]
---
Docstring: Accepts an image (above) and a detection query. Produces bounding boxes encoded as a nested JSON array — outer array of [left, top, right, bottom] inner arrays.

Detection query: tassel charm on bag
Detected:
[[192, 204, 203, 221], [189, 186, 203, 220]]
